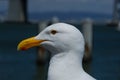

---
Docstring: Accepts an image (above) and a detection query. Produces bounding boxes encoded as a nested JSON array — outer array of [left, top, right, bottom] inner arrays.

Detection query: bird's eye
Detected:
[[50, 30, 57, 35]]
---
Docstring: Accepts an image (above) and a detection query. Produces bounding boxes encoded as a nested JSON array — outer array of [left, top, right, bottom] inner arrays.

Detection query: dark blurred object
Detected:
[[7, 0, 28, 23]]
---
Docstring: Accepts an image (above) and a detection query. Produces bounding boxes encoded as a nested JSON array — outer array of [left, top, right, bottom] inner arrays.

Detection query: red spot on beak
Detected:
[[21, 47, 27, 51]]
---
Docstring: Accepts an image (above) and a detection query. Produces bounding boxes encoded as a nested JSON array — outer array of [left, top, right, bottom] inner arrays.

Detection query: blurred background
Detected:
[[0, 0, 120, 80]]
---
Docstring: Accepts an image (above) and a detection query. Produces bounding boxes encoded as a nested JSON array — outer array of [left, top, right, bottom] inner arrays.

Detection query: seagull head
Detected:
[[17, 23, 85, 55]]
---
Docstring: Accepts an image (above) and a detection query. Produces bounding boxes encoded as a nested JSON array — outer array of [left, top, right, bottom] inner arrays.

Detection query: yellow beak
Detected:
[[17, 37, 46, 51]]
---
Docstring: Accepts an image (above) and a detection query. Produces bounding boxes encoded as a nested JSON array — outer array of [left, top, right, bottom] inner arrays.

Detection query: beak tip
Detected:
[[17, 47, 20, 51], [17, 47, 27, 51]]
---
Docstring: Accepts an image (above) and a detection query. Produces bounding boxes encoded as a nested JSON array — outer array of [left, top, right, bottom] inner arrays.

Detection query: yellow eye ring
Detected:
[[51, 30, 57, 35]]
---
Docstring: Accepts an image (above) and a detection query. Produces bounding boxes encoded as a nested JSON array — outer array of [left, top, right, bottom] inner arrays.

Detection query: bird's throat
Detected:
[[48, 52, 84, 80]]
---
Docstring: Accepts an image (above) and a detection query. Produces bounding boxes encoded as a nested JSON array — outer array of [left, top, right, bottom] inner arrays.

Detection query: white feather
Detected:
[[35, 23, 96, 80]]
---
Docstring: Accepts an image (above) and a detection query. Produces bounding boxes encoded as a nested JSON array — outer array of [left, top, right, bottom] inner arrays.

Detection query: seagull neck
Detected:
[[48, 50, 84, 80]]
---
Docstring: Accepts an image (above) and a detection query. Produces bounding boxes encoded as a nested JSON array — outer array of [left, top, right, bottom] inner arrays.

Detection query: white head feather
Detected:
[[18, 23, 96, 80], [35, 23, 96, 80]]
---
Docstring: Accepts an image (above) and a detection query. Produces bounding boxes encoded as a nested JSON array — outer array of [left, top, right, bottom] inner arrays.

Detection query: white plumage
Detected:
[[18, 23, 96, 80], [35, 23, 96, 80]]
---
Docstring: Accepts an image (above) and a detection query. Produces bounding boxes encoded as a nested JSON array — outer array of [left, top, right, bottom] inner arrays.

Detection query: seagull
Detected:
[[17, 23, 96, 80]]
